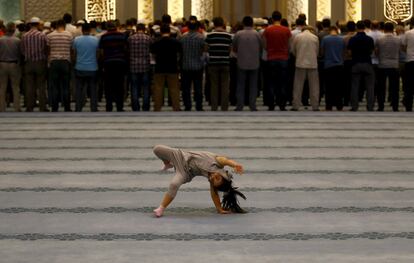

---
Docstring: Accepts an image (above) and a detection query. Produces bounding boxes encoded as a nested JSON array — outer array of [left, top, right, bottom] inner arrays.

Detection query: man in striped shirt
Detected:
[[21, 17, 48, 112], [47, 19, 73, 112], [206, 17, 232, 111]]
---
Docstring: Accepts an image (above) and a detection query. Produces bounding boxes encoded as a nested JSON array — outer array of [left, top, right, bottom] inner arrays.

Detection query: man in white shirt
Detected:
[[291, 26, 320, 111], [403, 18, 414, 111], [63, 13, 78, 37]]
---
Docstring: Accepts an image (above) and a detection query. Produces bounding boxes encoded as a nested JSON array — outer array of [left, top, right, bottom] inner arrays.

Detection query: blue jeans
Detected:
[[267, 60, 288, 110], [130, 72, 150, 111], [75, 70, 98, 112]]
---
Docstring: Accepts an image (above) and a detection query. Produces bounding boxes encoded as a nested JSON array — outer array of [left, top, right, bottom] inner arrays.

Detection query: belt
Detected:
[[0, 61, 18, 64]]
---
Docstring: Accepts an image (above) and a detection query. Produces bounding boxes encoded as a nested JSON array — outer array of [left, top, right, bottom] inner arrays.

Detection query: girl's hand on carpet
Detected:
[[218, 209, 232, 215]]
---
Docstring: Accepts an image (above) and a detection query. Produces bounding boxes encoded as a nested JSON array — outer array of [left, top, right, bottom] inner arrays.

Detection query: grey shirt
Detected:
[[404, 29, 414, 62], [233, 27, 262, 70], [377, 33, 401, 69], [186, 151, 225, 181], [367, 30, 384, 65], [0, 35, 21, 62]]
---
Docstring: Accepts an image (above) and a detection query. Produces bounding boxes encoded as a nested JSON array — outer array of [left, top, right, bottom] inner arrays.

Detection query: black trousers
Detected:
[[404, 62, 414, 111], [181, 70, 204, 111], [377, 68, 399, 111], [324, 65, 345, 110], [103, 61, 126, 112], [49, 60, 71, 112]]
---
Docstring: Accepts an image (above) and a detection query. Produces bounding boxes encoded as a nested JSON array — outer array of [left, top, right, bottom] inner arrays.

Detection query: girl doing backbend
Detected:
[[153, 145, 247, 217]]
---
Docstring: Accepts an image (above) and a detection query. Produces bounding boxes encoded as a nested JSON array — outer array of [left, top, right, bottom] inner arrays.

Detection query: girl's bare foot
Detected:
[[162, 163, 174, 171]]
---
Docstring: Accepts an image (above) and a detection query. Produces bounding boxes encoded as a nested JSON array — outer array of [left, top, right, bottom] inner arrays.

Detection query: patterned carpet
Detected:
[[0, 112, 413, 262]]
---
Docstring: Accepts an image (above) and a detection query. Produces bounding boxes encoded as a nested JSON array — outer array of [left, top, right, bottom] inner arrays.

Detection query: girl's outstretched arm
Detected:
[[210, 185, 230, 214], [216, 156, 244, 174]]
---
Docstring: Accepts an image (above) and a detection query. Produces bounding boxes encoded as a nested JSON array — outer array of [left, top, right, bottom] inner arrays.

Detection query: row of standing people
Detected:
[[1, 12, 414, 112]]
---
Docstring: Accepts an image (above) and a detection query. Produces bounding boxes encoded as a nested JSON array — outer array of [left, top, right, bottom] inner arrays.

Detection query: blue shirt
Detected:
[[321, 35, 345, 69], [73, 35, 99, 71]]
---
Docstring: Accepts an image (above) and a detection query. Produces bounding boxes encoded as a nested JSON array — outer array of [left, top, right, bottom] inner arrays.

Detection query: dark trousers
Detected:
[[377, 68, 399, 111], [287, 55, 296, 105], [75, 70, 97, 112], [267, 60, 288, 110], [181, 70, 203, 111], [351, 63, 375, 111], [404, 61, 414, 111], [25, 61, 47, 111], [344, 60, 353, 106], [103, 61, 126, 112], [49, 60, 71, 112], [229, 57, 238, 106], [130, 72, 150, 111], [324, 65, 345, 110], [236, 68, 259, 111], [261, 60, 271, 107], [208, 65, 229, 111]]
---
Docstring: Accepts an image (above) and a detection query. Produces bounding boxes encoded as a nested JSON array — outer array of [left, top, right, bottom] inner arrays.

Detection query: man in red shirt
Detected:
[[0, 20, 5, 37], [263, 11, 291, 111]]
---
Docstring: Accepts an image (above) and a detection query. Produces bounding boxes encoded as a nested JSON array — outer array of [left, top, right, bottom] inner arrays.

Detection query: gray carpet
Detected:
[[0, 112, 413, 262]]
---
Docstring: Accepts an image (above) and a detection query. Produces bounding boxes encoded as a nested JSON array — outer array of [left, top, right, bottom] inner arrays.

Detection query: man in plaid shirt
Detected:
[[21, 17, 49, 112], [128, 23, 152, 111], [180, 21, 207, 111]]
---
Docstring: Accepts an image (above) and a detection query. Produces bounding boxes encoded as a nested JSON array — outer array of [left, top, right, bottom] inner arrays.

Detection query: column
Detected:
[[229, 0, 235, 24], [345, 0, 362, 21], [191, 0, 213, 20], [245, 0, 253, 15], [138, 0, 153, 22], [316, 0, 331, 21], [168, 0, 184, 21], [286, 0, 309, 23]]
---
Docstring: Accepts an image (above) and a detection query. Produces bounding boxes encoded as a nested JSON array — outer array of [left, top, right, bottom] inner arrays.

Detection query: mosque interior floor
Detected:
[[0, 111, 413, 262]]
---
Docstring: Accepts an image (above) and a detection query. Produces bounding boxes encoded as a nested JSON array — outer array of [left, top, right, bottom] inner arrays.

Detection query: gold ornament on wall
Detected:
[[191, 0, 213, 20], [138, 0, 153, 23], [346, 0, 361, 21], [86, 0, 116, 22], [384, 0, 413, 23], [317, 0, 331, 21], [168, 0, 184, 21], [287, 0, 308, 23]]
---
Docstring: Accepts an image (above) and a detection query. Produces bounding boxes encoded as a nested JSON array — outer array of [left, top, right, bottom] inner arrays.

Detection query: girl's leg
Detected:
[[153, 145, 176, 170], [154, 173, 185, 217]]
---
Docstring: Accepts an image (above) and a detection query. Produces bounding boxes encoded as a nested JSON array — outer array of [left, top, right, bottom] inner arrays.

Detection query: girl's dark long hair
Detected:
[[216, 180, 247, 213]]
